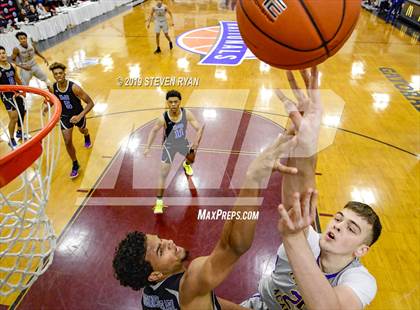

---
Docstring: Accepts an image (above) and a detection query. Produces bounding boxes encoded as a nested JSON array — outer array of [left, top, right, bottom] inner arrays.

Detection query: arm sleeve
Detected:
[[337, 268, 377, 307]]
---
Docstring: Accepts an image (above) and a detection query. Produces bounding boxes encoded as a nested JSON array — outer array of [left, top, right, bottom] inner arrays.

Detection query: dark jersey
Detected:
[[0, 63, 18, 97], [53, 80, 83, 117], [163, 108, 188, 145], [142, 272, 221, 310]]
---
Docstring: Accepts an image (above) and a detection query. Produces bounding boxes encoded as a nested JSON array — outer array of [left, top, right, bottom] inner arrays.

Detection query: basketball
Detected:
[[236, 0, 361, 69]]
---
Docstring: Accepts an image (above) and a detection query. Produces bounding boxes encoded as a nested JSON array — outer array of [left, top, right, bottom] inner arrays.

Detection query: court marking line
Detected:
[[87, 106, 419, 157], [24, 106, 418, 157]]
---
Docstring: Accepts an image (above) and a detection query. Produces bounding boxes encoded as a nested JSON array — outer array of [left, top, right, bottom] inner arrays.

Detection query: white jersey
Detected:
[[16, 41, 36, 67], [154, 4, 167, 23], [258, 226, 377, 310]]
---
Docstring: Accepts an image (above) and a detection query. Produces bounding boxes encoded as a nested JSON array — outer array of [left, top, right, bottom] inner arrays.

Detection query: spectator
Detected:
[[378, 0, 391, 15], [66, 0, 78, 7], [0, 15, 8, 29], [26, 5, 39, 22], [44, 0, 64, 12], [386, 0, 406, 23], [36, 3, 49, 16], [18, 8, 28, 22], [22, 0, 31, 13]]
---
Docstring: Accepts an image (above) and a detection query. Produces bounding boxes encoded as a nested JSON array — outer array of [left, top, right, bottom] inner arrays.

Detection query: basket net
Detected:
[[0, 85, 61, 296]]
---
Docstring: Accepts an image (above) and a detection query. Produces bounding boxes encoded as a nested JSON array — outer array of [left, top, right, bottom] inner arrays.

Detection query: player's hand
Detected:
[[143, 147, 151, 156], [277, 189, 317, 237], [13, 91, 26, 98], [70, 114, 82, 124], [190, 143, 198, 151], [275, 67, 323, 158], [246, 134, 297, 184], [42, 100, 49, 115]]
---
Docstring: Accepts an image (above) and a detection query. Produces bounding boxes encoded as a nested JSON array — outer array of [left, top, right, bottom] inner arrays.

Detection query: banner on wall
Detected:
[[0, 0, 18, 26]]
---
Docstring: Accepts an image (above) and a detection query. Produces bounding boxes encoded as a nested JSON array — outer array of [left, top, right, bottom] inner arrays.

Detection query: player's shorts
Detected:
[[60, 115, 86, 130], [240, 293, 269, 310], [161, 139, 192, 164], [1, 93, 25, 112], [155, 20, 169, 33], [20, 64, 48, 85]]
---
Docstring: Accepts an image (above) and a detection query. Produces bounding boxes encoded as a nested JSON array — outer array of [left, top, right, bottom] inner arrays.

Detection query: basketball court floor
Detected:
[[0, 1, 419, 309]]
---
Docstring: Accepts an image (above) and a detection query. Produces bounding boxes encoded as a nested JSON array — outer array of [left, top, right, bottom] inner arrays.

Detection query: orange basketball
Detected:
[[236, 0, 361, 69]]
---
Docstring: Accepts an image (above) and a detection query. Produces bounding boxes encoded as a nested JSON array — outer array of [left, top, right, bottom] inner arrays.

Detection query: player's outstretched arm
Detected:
[[12, 64, 23, 86], [147, 7, 155, 29], [167, 7, 174, 26], [33, 40, 49, 66], [179, 133, 297, 308], [71, 84, 94, 123], [186, 110, 204, 150], [278, 192, 363, 310], [276, 67, 322, 210], [143, 115, 164, 156]]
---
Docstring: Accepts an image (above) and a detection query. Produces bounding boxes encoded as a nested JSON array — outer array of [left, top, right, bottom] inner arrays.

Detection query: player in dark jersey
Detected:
[[49, 62, 94, 179], [143, 90, 204, 214], [0, 45, 26, 149], [114, 129, 297, 309]]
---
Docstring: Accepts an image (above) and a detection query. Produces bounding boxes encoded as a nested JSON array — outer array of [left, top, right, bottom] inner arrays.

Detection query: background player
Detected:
[[143, 90, 204, 214], [0, 46, 26, 148], [11, 32, 49, 86], [146, 0, 174, 54], [49, 62, 93, 179]]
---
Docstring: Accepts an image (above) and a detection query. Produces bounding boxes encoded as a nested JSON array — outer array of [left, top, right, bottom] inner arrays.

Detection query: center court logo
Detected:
[[176, 21, 256, 66]]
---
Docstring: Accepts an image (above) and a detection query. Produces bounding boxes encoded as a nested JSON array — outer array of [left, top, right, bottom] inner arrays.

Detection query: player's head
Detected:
[[113, 232, 188, 290], [15, 32, 28, 46], [156, 0, 163, 7], [0, 46, 7, 62], [49, 62, 67, 83], [166, 90, 182, 113], [320, 201, 382, 258]]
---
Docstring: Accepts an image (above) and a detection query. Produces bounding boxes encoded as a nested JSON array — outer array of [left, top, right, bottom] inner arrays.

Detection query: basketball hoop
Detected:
[[0, 85, 61, 296]]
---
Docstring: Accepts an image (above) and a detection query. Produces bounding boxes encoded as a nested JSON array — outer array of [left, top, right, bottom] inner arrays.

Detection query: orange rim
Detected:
[[0, 85, 61, 186]]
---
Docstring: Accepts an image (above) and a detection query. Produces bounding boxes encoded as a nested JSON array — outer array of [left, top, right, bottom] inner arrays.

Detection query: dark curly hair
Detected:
[[49, 62, 67, 72], [113, 231, 154, 290], [166, 90, 181, 101], [15, 32, 27, 39]]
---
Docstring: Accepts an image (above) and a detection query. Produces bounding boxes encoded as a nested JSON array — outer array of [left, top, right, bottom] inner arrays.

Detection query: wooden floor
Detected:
[[0, 1, 419, 309]]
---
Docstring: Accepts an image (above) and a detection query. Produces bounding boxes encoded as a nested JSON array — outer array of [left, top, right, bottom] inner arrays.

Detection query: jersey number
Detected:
[[174, 128, 184, 139], [63, 100, 73, 110], [275, 289, 304, 310]]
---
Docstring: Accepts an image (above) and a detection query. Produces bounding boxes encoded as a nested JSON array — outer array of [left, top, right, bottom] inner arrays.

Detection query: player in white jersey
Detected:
[[11, 32, 49, 86], [147, 0, 174, 54], [241, 68, 382, 310]]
